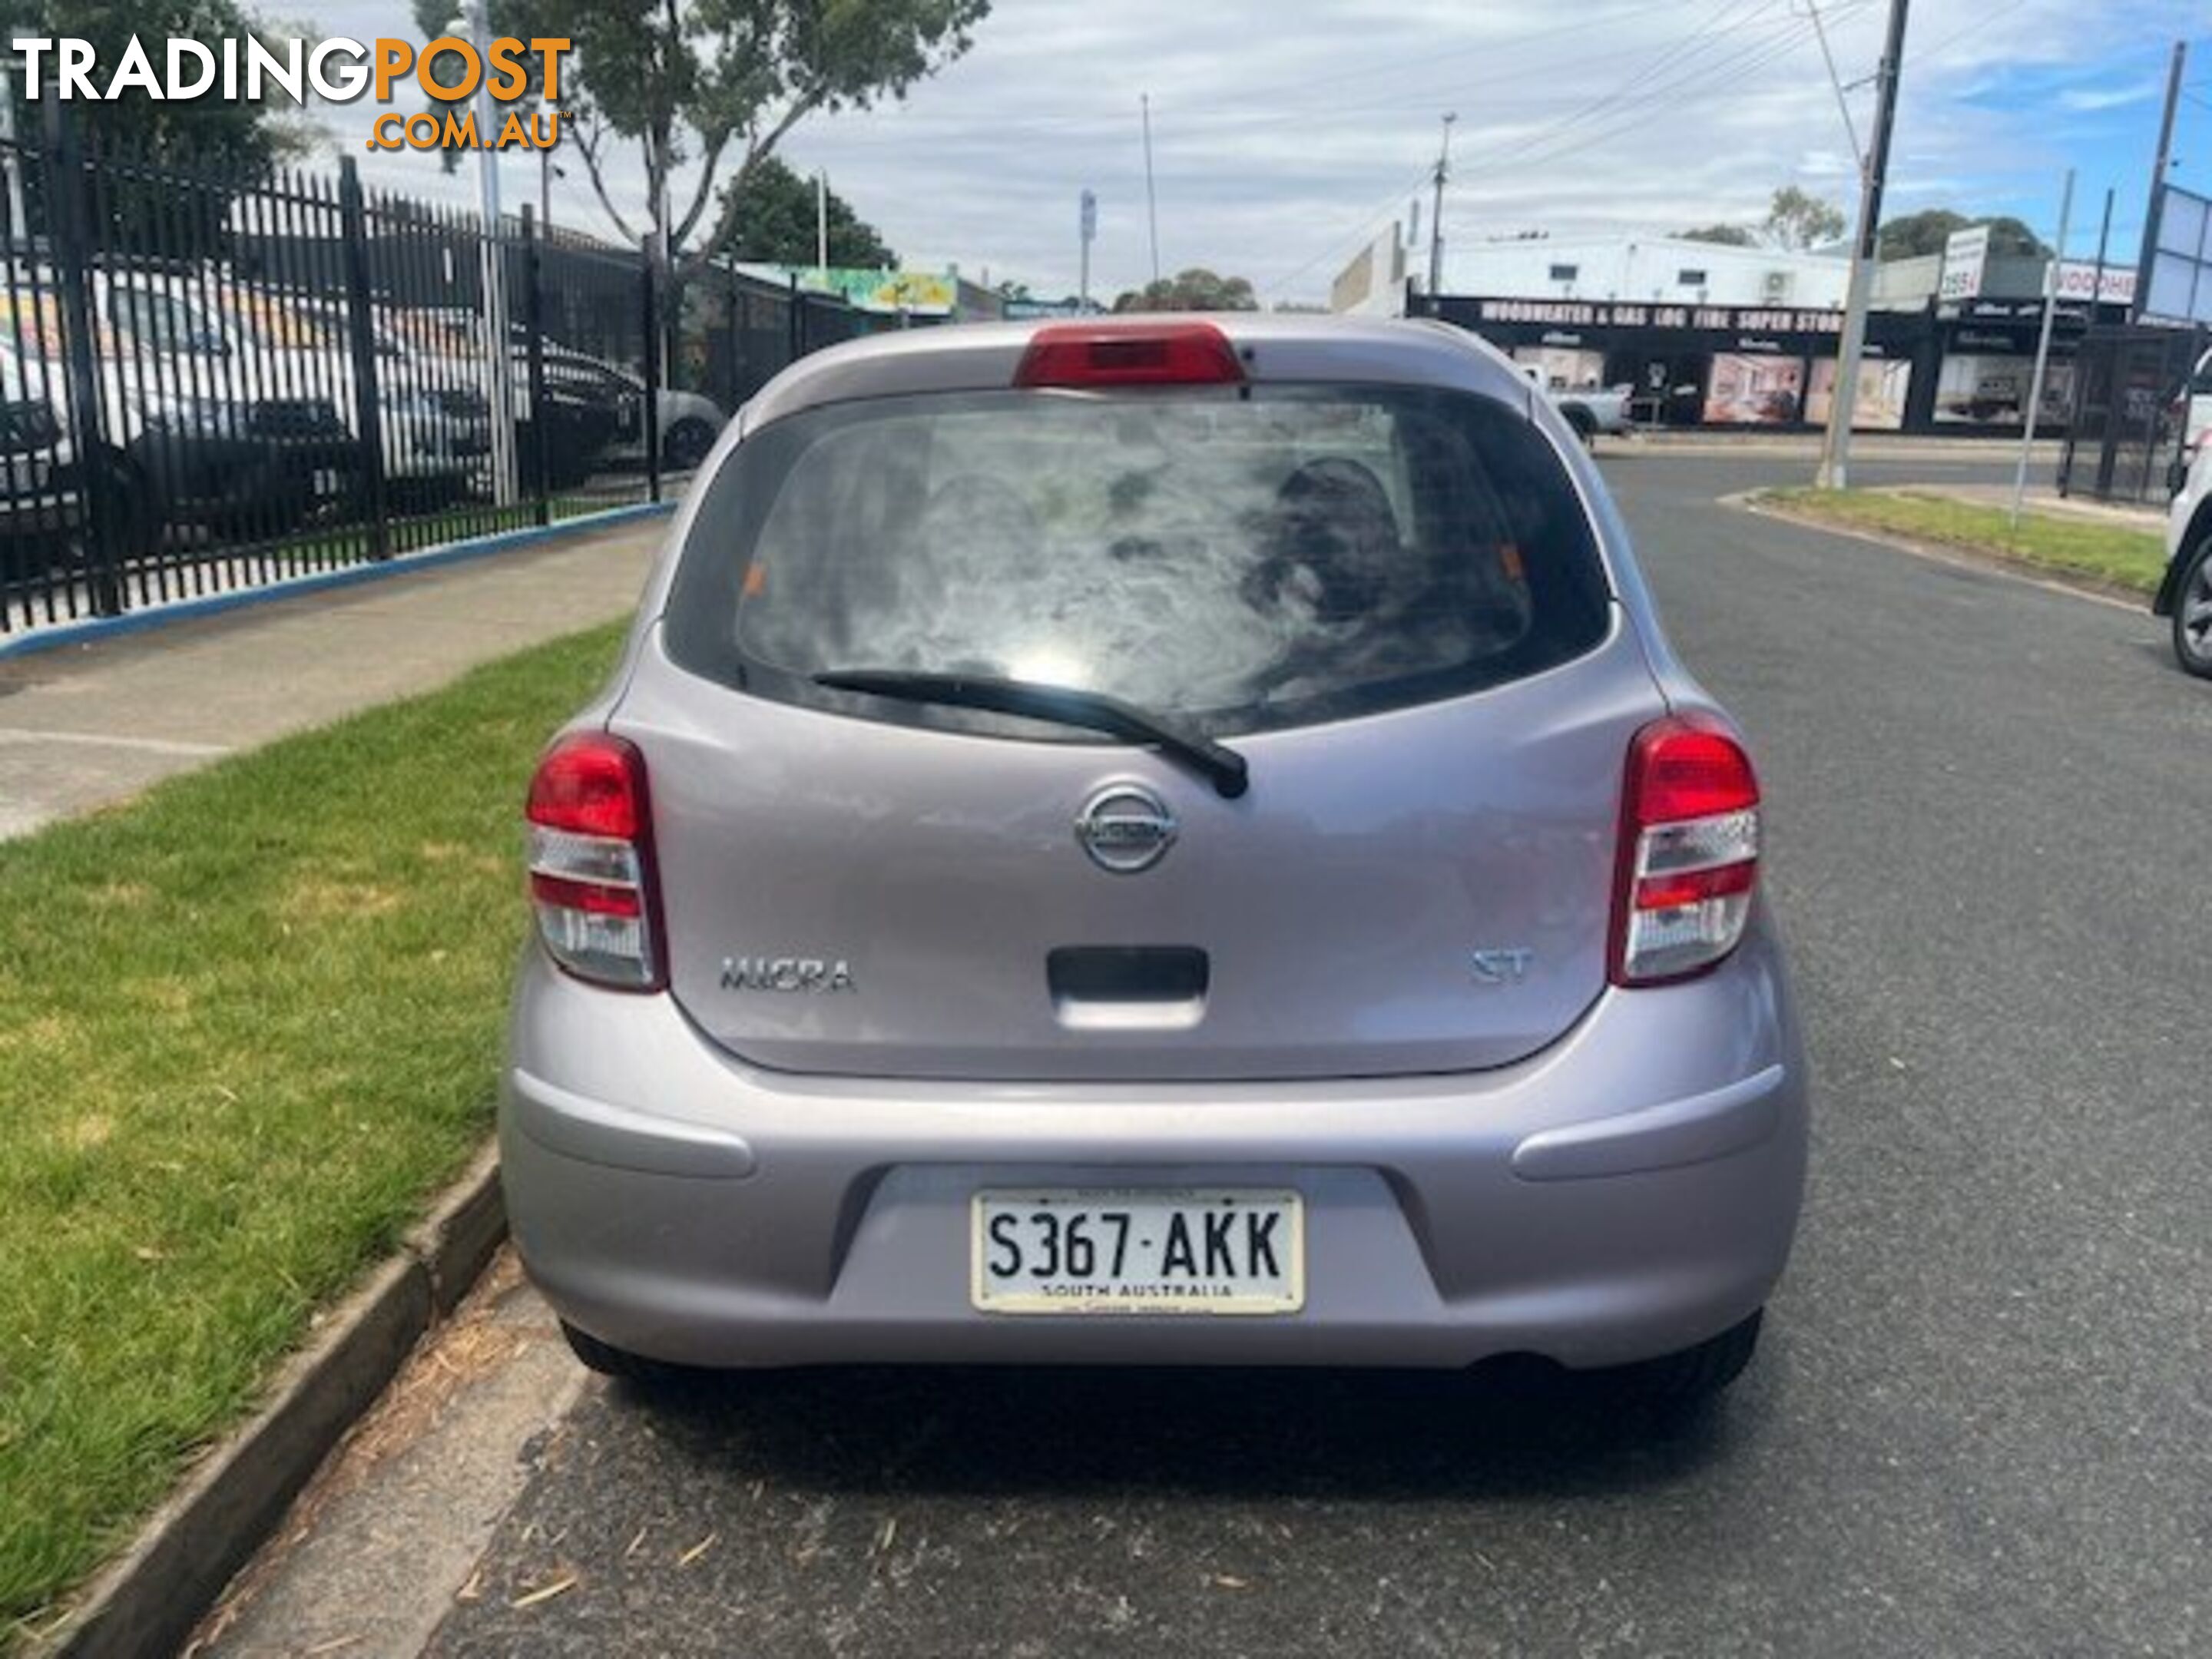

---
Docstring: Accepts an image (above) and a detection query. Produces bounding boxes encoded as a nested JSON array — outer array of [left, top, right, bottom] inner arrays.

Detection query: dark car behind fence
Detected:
[[0, 116, 909, 637]]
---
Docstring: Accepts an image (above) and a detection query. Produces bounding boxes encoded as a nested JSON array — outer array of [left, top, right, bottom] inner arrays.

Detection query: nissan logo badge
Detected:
[[1075, 783, 1177, 874]]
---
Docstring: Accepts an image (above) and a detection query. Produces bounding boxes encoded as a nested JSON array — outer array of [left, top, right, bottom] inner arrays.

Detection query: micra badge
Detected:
[[720, 957, 856, 992]]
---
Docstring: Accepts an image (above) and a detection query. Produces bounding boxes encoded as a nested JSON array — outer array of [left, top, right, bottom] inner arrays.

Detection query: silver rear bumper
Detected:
[[501, 922, 1808, 1371]]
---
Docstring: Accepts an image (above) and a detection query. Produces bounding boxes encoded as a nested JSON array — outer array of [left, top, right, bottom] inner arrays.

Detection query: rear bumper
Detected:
[[502, 922, 1809, 1371]]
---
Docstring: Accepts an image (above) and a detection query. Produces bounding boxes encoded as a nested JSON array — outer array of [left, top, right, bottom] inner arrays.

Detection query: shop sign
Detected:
[[1472, 298, 1843, 333], [1939, 226, 1990, 302]]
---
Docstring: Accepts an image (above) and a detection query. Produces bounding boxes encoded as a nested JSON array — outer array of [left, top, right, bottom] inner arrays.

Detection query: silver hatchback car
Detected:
[[504, 316, 1808, 1399]]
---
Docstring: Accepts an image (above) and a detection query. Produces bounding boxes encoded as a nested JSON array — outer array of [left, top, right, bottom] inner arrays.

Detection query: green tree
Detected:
[[1678, 224, 1757, 247], [0, 0, 316, 250], [1111, 268, 1259, 313], [1878, 208, 2048, 260], [722, 155, 895, 267], [505, 0, 988, 287], [0, 0, 315, 170], [1762, 186, 1846, 252]]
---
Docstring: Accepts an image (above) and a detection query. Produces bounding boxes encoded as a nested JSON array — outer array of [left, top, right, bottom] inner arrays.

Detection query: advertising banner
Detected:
[[1704, 353, 1806, 424], [1804, 355, 1912, 431], [752, 266, 961, 315], [1939, 226, 1991, 302]]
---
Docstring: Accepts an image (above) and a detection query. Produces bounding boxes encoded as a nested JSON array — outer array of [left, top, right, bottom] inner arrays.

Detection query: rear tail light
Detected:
[[1014, 322, 1245, 389], [1612, 715, 1761, 987], [525, 732, 664, 991]]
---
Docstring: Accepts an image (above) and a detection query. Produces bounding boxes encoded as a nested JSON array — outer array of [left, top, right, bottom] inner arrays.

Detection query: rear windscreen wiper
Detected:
[[812, 669, 1250, 800]]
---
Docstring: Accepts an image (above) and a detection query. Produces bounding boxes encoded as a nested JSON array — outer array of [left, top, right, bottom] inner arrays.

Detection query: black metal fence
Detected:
[[0, 119, 906, 637], [2058, 324, 2206, 505]]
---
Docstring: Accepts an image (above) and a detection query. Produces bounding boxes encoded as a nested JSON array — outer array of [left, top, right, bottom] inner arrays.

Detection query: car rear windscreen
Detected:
[[664, 383, 1612, 737]]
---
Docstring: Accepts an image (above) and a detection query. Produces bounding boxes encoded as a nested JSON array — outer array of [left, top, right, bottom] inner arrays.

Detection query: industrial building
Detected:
[[1338, 224, 2140, 435]]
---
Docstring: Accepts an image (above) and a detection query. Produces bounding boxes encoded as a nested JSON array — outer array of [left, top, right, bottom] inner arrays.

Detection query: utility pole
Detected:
[[1078, 188, 1097, 313], [472, 0, 518, 507], [2092, 185, 2114, 300], [2133, 40, 2187, 322], [1141, 94, 1161, 287], [1816, 0, 1910, 492], [2011, 169, 2074, 528], [815, 168, 830, 276], [1427, 112, 1457, 296]]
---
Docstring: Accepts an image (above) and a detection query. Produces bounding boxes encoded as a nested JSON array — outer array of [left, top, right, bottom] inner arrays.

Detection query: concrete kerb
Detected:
[[38, 1147, 508, 1659], [0, 501, 676, 662]]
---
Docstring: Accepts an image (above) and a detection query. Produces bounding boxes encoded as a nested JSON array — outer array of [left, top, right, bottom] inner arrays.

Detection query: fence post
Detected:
[[43, 102, 123, 616], [641, 257, 661, 503], [336, 158, 389, 560], [521, 205, 549, 526]]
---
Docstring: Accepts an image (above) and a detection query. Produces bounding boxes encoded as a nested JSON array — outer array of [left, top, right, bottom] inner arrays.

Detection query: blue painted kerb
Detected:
[[0, 501, 677, 661]]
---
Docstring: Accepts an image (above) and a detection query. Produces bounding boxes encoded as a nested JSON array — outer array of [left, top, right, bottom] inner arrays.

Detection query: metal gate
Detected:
[[2058, 324, 2204, 505]]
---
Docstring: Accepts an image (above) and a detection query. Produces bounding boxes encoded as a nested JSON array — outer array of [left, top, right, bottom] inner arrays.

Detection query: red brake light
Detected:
[[527, 735, 644, 839], [1014, 323, 1245, 389], [525, 732, 664, 991], [1624, 720, 1760, 824], [1611, 715, 1762, 987]]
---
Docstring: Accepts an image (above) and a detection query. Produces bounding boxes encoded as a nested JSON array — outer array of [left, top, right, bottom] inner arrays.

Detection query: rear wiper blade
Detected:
[[812, 669, 1250, 800]]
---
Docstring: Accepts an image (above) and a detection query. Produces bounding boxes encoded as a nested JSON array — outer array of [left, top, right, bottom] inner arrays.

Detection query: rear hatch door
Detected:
[[623, 359, 1661, 1081]]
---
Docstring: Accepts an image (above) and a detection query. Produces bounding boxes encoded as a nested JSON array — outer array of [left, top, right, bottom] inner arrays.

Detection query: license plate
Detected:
[[971, 1188, 1303, 1316]]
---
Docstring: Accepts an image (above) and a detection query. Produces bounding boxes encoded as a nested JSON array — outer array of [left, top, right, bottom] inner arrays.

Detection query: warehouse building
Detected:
[[1339, 225, 2137, 434]]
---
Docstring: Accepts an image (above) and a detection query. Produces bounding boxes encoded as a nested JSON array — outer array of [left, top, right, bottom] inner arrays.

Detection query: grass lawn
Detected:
[[0, 620, 624, 1641], [1760, 488, 2168, 594], [277, 492, 643, 568]]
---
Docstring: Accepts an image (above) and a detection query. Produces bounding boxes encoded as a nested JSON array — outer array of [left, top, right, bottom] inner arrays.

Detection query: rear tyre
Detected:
[[1562, 406, 1598, 449], [2171, 540, 2212, 678], [559, 1320, 700, 1386], [1586, 1309, 1763, 1404]]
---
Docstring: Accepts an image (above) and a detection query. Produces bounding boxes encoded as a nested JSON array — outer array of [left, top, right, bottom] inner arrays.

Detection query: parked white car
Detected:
[[216, 293, 492, 503], [2157, 440, 2212, 676], [1518, 364, 1634, 443], [0, 273, 352, 543]]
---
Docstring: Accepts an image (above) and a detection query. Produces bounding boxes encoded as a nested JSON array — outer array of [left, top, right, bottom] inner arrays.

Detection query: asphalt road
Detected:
[[411, 453, 2210, 1657]]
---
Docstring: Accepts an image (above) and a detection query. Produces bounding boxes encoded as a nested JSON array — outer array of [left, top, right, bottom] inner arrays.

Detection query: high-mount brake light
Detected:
[[1611, 714, 1762, 987], [1013, 322, 1245, 389], [525, 732, 665, 992]]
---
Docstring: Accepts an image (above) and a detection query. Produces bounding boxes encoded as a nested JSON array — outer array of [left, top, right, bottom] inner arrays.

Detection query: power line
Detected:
[[1252, 164, 1435, 298], [1256, 0, 1843, 300], [1479, 5, 1865, 180], [1139, 0, 1700, 114], [808, 2, 1862, 151]]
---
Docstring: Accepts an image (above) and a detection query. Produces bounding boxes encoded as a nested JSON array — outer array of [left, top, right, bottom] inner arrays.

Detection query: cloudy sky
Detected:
[[300, 0, 2208, 304]]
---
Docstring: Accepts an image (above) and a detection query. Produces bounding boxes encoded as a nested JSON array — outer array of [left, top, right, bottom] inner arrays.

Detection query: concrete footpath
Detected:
[[0, 519, 666, 839]]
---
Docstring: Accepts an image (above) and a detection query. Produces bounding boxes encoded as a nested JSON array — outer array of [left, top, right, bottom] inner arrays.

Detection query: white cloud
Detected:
[[2055, 80, 2160, 114], [277, 0, 2200, 303]]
